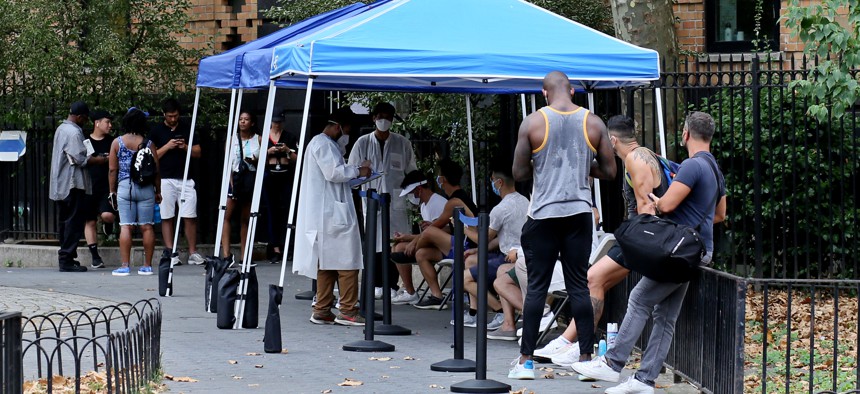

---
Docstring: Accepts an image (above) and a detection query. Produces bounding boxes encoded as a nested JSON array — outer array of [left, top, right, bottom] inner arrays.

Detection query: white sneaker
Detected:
[[391, 289, 419, 305], [605, 376, 654, 394], [188, 253, 205, 265], [374, 287, 383, 299], [550, 341, 581, 367], [570, 356, 620, 383], [311, 295, 317, 307], [534, 336, 571, 360], [507, 357, 535, 380]]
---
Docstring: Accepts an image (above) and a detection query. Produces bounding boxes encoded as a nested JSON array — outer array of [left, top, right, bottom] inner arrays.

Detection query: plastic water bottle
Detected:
[[607, 323, 618, 349], [597, 339, 607, 356], [154, 204, 162, 224]]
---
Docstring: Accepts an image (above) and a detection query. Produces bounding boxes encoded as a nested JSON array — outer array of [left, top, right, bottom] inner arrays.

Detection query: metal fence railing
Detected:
[[1, 311, 24, 393], [602, 268, 860, 394], [17, 298, 162, 393]]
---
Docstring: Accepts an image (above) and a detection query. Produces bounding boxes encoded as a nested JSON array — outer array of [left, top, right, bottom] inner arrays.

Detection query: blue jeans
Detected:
[[117, 179, 155, 226]]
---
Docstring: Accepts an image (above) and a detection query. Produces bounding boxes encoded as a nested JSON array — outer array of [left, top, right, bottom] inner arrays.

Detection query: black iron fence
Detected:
[[602, 267, 860, 394], [15, 298, 162, 393]]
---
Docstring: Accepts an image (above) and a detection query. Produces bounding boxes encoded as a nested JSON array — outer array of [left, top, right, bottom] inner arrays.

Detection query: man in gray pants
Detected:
[[572, 111, 727, 394]]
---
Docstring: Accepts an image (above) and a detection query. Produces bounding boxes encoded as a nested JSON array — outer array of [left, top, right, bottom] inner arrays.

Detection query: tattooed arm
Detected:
[[625, 147, 662, 215]]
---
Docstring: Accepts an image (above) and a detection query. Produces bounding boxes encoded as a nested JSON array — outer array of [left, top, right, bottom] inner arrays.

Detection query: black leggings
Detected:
[[520, 213, 594, 357]]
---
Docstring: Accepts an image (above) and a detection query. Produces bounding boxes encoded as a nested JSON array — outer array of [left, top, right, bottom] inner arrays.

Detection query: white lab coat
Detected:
[[347, 132, 417, 251], [293, 134, 363, 279]]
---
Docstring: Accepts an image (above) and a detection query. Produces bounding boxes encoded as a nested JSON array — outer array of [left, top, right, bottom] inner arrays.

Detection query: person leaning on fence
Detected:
[[572, 111, 727, 394], [83, 110, 118, 270], [292, 107, 373, 327], [50, 101, 101, 273], [534, 115, 673, 366], [459, 165, 529, 334], [389, 170, 447, 305], [108, 108, 162, 277], [151, 98, 204, 266], [510, 71, 617, 380]]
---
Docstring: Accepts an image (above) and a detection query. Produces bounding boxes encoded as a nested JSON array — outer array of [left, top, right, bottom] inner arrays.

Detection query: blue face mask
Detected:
[[436, 176, 444, 189], [491, 179, 501, 196]]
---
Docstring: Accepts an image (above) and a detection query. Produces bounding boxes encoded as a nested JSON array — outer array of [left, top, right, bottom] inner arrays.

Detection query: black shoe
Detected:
[[390, 252, 415, 265], [270, 253, 283, 264], [91, 258, 105, 269], [413, 295, 448, 310], [59, 265, 88, 272]]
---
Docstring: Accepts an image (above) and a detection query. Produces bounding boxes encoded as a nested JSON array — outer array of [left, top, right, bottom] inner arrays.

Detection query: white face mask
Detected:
[[375, 119, 392, 132], [337, 134, 349, 151], [407, 194, 420, 205]]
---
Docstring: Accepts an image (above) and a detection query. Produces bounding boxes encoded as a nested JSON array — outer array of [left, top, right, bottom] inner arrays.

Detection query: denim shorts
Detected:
[[117, 178, 155, 226]]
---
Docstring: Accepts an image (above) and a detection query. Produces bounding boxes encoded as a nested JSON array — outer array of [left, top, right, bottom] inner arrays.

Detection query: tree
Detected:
[[0, 0, 213, 131]]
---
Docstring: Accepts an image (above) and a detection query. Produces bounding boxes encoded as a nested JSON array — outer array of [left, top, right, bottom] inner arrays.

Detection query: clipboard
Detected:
[[349, 171, 384, 188]]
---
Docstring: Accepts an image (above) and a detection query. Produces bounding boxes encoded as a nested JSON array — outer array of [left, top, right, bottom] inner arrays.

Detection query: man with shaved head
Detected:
[[508, 71, 616, 379]]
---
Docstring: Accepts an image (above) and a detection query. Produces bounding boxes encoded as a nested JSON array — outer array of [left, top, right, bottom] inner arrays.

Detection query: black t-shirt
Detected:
[[149, 120, 199, 180], [449, 188, 478, 217], [87, 135, 114, 196]]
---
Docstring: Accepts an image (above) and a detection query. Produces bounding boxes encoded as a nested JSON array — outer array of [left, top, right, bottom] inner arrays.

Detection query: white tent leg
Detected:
[[655, 87, 667, 156], [587, 92, 604, 230], [519, 94, 527, 119], [465, 94, 477, 204], [169, 88, 201, 255], [278, 78, 315, 287], [235, 80, 278, 329], [215, 89, 243, 258], [530, 94, 537, 113]]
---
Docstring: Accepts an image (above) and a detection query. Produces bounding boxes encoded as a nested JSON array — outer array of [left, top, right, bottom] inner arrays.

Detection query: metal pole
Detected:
[[375, 192, 411, 336], [465, 94, 477, 203], [655, 82, 668, 157], [752, 57, 763, 277], [519, 94, 527, 119], [586, 92, 604, 224]]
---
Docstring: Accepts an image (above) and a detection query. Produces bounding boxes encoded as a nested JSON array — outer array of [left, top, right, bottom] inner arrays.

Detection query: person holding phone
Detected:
[[151, 98, 204, 265], [263, 111, 298, 264]]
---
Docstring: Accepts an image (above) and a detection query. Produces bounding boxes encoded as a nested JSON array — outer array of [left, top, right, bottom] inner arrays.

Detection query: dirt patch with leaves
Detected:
[[744, 287, 859, 393], [23, 371, 167, 394]]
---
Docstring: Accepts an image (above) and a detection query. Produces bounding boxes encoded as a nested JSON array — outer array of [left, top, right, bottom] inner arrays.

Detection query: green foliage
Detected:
[[0, 0, 220, 132], [701, 87, 860, 277], [784, 0, 860, 122]]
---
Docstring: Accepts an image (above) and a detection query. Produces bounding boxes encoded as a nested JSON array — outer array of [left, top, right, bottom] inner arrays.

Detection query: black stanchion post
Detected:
[[451, 211, 510, 393], [375, 192, 411, 336], [344, 189, 394, 352], [431, 207, 475, 372], [295, 280, 316, 300]]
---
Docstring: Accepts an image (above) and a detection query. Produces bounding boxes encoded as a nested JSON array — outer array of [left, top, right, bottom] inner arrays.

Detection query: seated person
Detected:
[[409, 159, 477, 310], [460, 167, 529, 327], [390, 170, 447, 305]]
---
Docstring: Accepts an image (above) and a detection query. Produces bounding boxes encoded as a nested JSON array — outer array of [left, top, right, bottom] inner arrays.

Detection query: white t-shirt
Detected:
[[420, 193, 447, 222], [489, 191, 530, 254]]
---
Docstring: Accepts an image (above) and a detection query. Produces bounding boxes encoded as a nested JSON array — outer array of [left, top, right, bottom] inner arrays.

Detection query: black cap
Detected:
[[90, 109, 113, 121], [399, 170, 429, 196], [271, 110, 285, 123], [70, 101, 90, 116], [328, 107, 355, 125]]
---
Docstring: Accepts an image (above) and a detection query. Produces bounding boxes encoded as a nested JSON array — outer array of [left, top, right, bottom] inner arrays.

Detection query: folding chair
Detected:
[[416, 258, 455, 310]]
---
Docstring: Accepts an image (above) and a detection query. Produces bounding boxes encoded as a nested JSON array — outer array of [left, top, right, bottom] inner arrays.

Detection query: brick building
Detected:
[[184, 0, 279, 53]]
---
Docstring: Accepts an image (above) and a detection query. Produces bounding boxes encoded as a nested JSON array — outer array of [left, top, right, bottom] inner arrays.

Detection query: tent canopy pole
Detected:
[[465, 94, 477, 204], [214, 89, 243, 257], [169, 88, 201, 255]]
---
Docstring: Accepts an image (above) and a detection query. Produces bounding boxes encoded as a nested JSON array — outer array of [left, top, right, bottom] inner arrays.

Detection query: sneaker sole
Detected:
[[488, 335, 518, 341], [334, 319, 365, 326], [413, 303, 448, 310], [309, 318, 335, 325], [91, 265, 105, 269], [507, 372, 535, 380], [391, 299, 418, 305], [570, 364, 619, 382], [112, 273, 130, 277], [138, 272, 154, 276]]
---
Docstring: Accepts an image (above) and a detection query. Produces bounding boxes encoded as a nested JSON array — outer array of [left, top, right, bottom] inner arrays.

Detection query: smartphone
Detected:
[[275, 143, 285, 148], [174, 134, 186, 142]]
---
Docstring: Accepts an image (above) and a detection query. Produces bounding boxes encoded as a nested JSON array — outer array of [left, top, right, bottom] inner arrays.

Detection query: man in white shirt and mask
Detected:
[[293, 107, 372, 326], [348, 102, 418, 300]]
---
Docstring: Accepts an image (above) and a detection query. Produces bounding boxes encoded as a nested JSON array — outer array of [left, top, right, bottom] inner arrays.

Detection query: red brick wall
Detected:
[[184, 0, 262, 53]]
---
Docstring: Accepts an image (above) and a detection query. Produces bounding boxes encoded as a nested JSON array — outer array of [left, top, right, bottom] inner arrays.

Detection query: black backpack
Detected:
[[130, 139, 156, 186]]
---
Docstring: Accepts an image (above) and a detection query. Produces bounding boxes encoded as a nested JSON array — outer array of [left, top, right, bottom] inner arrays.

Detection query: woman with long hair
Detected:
[[108, 108, 161, 276], [222, 111, 261, 260]]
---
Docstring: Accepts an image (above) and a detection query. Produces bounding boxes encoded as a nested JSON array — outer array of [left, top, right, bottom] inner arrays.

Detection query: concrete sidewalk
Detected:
[[0, 264, 699, 393]]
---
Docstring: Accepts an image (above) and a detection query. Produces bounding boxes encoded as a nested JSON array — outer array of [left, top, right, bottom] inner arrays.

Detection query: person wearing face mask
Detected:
[[82, 110, 117, 269], [347, 102, 417, 300], [293, 107, 372, 326], [389, 171, 447, 305], [459, 165, 529, 330]]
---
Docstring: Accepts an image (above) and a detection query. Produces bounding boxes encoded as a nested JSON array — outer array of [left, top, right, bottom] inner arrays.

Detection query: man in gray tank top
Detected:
[[509, 71, 616, 379]]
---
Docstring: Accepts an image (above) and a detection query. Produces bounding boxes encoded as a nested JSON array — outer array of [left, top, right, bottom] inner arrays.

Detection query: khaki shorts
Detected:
[[159, 178, 198, 219]]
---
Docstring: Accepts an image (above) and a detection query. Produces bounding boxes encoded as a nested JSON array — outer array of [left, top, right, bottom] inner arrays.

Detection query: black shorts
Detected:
[[606, 244, 627, 269], [84, 193, 116, 219]]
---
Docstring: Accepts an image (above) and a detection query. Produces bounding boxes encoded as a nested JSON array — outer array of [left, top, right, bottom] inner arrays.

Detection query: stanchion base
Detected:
[[295, 290, 315, 300], [359, 311, 384, 321], [342, 340, 395, 352], [450, 379, 511, 393], [373, 324, 412, 336], [430, 358, 476, 372]]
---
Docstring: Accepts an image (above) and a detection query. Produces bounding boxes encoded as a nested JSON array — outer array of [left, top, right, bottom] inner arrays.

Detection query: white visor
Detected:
[[399, 180, 427, 196]]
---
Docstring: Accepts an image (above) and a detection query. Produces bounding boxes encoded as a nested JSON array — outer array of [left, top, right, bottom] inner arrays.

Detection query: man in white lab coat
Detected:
[[348, 102, 417, 299], [293, 107, 372, 326]]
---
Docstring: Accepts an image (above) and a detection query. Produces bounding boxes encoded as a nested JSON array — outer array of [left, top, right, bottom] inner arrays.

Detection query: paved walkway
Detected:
[[1, 264, 698, 393]]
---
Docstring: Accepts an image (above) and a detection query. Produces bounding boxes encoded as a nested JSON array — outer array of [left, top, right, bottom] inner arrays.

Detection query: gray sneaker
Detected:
[[487, 329, 518, 341], [487, 313, 504, 330], [188, 253, 205, 265], [450, 311, 478, 327]]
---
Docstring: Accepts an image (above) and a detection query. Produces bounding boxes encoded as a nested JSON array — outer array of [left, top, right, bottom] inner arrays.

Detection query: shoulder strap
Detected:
[[236, 130, 244, 164], [694, 153, 721, 231]]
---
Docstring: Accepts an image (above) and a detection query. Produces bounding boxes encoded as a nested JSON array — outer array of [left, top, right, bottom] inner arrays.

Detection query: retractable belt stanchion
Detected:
[[451, 211, 510, 393], [295, 281, 316, 300], [431, 207, 475, 372], [375, 192, 411, 336], [343, 189, 395, 352]]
